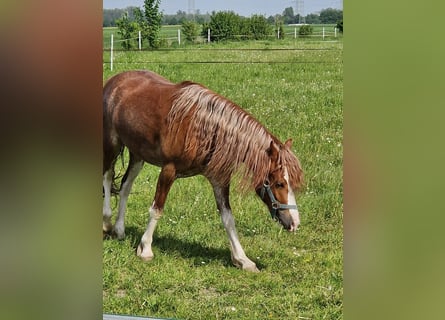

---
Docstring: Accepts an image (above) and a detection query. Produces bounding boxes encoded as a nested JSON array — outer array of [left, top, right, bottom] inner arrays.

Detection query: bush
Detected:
[[181, 20, 200, 43], [205, 11, 242, 41], [116, 12, 138, 50], [298, 24, 313, 37], [336, 20, 343, 33], [201, 22, 210, 41], [201, 11, 272, 42], [249, 15, 272, 40]]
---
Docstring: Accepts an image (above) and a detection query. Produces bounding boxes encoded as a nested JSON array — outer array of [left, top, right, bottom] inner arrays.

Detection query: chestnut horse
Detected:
[[103, 70, 304, 272]]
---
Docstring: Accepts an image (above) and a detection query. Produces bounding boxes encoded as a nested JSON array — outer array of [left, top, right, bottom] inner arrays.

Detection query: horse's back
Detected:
[[103, 70, 177, 114], [104, 70, 173, 97]]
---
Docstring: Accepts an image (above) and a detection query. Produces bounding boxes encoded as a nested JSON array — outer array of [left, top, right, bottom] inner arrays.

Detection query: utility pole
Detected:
[[295, 0, 305, 24], [188, 0, 195, 21]]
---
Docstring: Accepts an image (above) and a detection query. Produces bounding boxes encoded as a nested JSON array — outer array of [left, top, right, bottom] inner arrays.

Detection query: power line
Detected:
[[187, 0, 195, 16], [296, 0, 306, 24]]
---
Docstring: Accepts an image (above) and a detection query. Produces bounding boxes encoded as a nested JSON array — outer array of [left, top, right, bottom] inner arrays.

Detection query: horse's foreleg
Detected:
[[137, 163, 176, 261], [103, 169, 114, 235], [212, 183, 260, 272], [114, 156, 144, 239]]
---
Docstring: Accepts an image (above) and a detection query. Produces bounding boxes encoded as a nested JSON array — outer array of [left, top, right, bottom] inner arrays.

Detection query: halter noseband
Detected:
[[260, 180, 298, 219]]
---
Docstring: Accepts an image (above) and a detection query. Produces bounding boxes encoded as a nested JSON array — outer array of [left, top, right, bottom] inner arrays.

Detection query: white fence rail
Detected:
[[107, 26, 340, 71]]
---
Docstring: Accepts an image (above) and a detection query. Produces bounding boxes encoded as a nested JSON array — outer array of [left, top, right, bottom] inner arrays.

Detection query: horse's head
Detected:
[[256, 139, 301, 232]]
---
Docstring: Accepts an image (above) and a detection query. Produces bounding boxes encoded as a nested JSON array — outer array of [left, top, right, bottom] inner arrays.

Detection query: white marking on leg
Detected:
[[103, 170, 113, 233], [212, 184, 259, 272], [284, 167, 300, 231], [137, 202, 162, 261], [220, 208, 258, 272], [114, 161, 143, 239]]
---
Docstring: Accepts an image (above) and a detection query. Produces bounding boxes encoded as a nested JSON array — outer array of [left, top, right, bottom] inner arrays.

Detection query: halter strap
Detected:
[[260, 181, 298, 219]]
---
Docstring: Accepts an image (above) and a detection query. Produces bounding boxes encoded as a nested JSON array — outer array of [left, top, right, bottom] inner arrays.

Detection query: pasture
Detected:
[[102, 32, 343, 319]]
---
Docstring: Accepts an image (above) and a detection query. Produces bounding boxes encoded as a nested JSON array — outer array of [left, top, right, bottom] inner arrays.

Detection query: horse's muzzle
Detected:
[[276, 210, 299, 232]]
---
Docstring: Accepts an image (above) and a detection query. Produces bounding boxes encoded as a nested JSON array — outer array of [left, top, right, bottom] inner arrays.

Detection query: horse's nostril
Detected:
[[290, 221, 300, 232]]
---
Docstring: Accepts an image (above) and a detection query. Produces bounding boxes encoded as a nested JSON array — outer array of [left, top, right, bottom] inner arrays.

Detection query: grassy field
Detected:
[[103, 32, 343, 319]]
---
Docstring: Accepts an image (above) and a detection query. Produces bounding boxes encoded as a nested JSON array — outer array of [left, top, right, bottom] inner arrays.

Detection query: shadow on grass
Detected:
[[120, 226, 266, 270]]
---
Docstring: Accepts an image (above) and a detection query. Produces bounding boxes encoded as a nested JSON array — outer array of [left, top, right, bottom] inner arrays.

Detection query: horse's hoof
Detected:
[[140, 255, 154, 262], [243, 264, 260, 273], [232, 257, 260, 272], [113, 223, 126, 240], [136, 244, 154, 261], [112, 230, 125, 240], [116, 233, 125, 240]]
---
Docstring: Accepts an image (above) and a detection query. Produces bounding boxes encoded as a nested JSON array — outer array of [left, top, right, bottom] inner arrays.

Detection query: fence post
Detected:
[[323, 27, 325, 40], [178, 29, 181, 45], [294, 27, 297, 39], [207, 28, 210, 43], [334, 27, 337, 38], [110, 34, 114, 71], [138, 31, 141, 50], [277, 29, 280, 39]]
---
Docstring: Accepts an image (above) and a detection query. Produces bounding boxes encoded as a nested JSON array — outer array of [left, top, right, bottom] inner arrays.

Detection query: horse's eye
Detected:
[[275, 182, 285, 189]]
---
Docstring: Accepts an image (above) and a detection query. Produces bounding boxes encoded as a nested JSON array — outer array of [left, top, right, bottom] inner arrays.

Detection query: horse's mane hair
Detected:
[[168, 81, 303, 190]]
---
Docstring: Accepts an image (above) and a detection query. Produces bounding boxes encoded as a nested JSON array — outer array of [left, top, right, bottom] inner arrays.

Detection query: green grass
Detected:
[[103, 34, 343, 319]]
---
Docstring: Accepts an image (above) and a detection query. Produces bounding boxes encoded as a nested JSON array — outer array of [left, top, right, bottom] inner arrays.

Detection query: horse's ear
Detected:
[[267, 140, 279, 162], [284, 139, 293, 149]]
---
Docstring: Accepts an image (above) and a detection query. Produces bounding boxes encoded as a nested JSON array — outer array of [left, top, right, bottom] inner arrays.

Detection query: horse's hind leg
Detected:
[[113, 153, 144, 239], [103, 168, 114, 235], [103, 132, 121, 235]]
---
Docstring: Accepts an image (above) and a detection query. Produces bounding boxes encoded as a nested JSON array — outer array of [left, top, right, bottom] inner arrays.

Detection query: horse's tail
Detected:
[[110, 146, 126, 196]]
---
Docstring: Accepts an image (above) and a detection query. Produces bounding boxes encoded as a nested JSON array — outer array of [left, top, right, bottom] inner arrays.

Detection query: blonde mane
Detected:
[[168, 82, 303, 190]]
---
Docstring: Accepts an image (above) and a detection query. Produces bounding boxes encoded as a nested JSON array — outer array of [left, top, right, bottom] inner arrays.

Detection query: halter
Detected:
[[260, 180, 298, 219]]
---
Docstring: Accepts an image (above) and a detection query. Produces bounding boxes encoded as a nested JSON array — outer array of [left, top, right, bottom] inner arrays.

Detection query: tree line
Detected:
[[103, 6, 343, 28], [109, 1, 343, 50]]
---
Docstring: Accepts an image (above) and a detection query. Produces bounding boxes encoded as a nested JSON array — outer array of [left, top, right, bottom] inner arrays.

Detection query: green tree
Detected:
[[201, 13, 271, 42], [181, 20, 200, 43], [133, 0, 163, 48], [174, 10, 188, 24], [305, 13, 321, 24], [116, 12, 138, 49], [205, 11, 242, 41], [282, 7, 296, 24], [336, 19, 343, 33], [142, 0, 163, 48], [201, 22, 210, 40], [319, 8, 343, 24], [238, 17, 251, 40], [163, 10, 210, 25], [115, 1, 163, 49], [248, 15, 272, 40], [103, 7, 138, 27]]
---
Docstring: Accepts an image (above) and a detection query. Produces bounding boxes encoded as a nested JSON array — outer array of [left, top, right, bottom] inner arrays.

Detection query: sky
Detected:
[[103, 0, 343, 16]]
